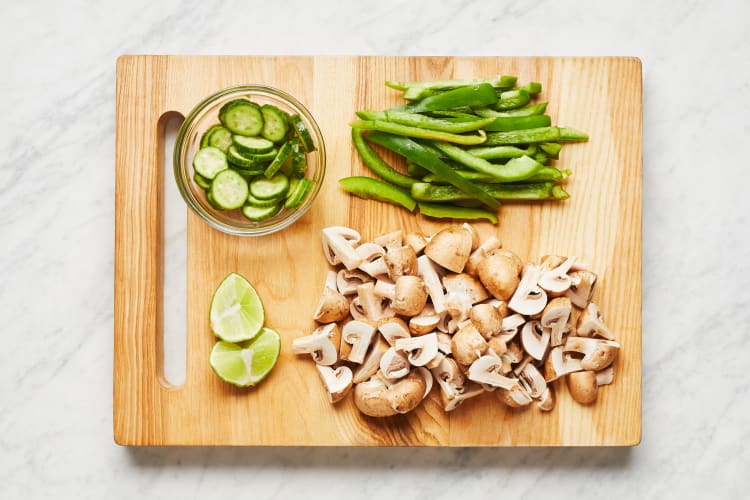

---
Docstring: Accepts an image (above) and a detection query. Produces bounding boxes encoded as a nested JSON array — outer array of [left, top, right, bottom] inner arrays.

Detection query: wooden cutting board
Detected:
[[114, 56, 642, 446]]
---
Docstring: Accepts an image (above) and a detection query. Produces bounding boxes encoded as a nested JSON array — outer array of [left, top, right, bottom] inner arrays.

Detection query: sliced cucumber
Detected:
[[264, 141, 293, 178], [290, 114, 316, 152], [233, 135, 275, 155], [231, 166, 266, 177], [286, 177, 300, 199], [290, 138, 307, 178], [210, 169, 249, 210], [250, 173, 289, 200], [219, 99, 264, 136], [193, 147, 228, 180], [261, 105, 290, 143], [247, 191, 283, 207], [284, 178, 313, 209], [206, 191, 222, 210], [201, 125, 222, 148], [193, 172, 212, 190], [206, 126, 233, 152], [242, 202, 281, 221]]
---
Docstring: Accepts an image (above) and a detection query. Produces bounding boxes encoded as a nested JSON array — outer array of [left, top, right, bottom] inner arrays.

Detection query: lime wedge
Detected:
[[209, 327, 281, 387], [209, 273, 265, 342]]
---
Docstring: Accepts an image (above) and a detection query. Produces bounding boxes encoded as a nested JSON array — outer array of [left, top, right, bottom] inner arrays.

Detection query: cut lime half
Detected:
[[209, 328, 281, 387], [209, 273, 265, 342]]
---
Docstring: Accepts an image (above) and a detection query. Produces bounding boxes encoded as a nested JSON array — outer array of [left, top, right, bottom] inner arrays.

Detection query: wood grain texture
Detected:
[[114, 56, 642, 446]]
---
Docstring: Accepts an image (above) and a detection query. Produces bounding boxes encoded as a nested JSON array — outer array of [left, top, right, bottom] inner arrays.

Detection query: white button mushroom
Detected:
[[417, 255, 447, 313], [477, 248, 522, 301], [464, 235, 501, 276], [321, 226, 363, 270], [353, 336, 390, 384], [424, 226, 473, 273], [508, 265, 548, 316], [470, 303, 503, 338], [451, 323, 489, 366], [467, 355, 518, 389], [543, 346, 583, 381], [313, 270, 350, 323], [340, 319, 377, 364], [353, 370, 427, 417], [520, 320, 551, 361], [576, 302, 614, 340], [567, 370, 598, 404], [541, 297, 573, 347], [291, 323, 341, 366], [538, 256, 576, 295], [379, 347, 410, 380], [395, 332, 439, 367], [336, 268, 373, 296], [373, 275, 428, 317], [563, 336, 620, 371], [384, 245, 418, 280], [377, 317, 411, 346], [565, 270, 598, 309], [316, 364, 354, 403], [403, 232, 428, 255], [373, 230, 403, 251], [408, 303, 441, 335]]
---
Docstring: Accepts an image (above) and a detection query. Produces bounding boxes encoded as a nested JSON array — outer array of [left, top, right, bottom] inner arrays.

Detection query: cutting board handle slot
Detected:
[[157, 111, 187, 388]]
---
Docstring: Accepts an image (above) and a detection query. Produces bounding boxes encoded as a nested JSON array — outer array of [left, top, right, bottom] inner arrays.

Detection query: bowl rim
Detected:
[[173, 84, 326, 237]]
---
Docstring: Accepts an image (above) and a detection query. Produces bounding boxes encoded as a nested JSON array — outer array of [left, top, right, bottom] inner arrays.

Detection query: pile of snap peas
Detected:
[[339, 76, 588, 223]]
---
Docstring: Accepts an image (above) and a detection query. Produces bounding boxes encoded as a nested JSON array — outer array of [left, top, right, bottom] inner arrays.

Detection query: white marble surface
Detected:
[[2, 0, 749, 498]]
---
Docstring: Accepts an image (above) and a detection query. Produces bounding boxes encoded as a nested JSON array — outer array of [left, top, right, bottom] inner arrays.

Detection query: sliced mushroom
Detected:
[[395, 332, 439, 367], [567, 370, 598, 404], [313, 271, 350, 323], [564, 337, 620, 371], [379, 347, 410, 379], [441, 382, 485, 412], [465, 235, 501, 276], [431, 356, 465, 396], [403, 232, 428, 255], [356, 243, 388, 277], [503, 340, 525, 364], [321, 226, 362, 270], [435, 311, 457, 334], [291, 323, 340, 366], [541, 297, 572, 347], [316, 365, 353, 403], [336, 268, 373, 296], [349, 296, 367, 321], [384, 245, 418, 280], [443, 273, 489, 305], [409, 304, 440, 335], [477, 249, 521, 300], [373, 230, 402, 251], [359, 257, 389, 278], [520, 320, 550, 361], [353, 370, 426, 417], [538, 256, 576, 295], [425, 351, 446, 369], [451, 323, 488, 366], [417, 255, 446, 313], [352, 336, 389, 384], [508, 265, 548, 316], [482, 298, 508, 319], [461, 223, 480, 251], [577, 302, 614, 340], [497, 381, 533, 408], [467, 355, 518, 389], [356, 282, 391, 321], [536, 386, 555, 411], [341, 319, 377, 364], [377, 317, 411, 346], [498, 313, 525, 343], [566, 270, 598, 309], [416, 367, 434, 399], [470, 303, 502, 339], [436, 332, 452, 355], [373, 276, 428, 316], [518, 363, 547, 399], [424, 226, 473, 273], [595, 366, 615, 386], [544, 346, 583, 381], [566, 305, 582, 337], [486, 336, 507, 357]]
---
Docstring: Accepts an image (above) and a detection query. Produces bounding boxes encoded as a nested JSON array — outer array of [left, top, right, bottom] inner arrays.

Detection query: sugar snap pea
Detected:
[[351, 120, 487, 145]]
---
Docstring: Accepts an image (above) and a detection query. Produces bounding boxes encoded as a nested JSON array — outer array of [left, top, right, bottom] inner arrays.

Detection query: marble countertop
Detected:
[[2, 0, 748, 498]]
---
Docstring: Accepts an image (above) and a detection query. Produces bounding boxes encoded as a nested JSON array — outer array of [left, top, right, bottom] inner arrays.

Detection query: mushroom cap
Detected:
[[451, 323, 489, 366], [567, 370, 598, 404], [477, 249, 521, 300], [538, 256, 576, 295], [541, 297, 573, 347], [313, 285, 350, 323], [316, 365, 353, 403], [379, 347, 410, 379], [403, 232, 428, 255], [536, 386, 555, 411], [430, 355, 465, 390], [424, 226, 473, 273], [395, 332, 439, 367], [565, 270, 598, 309], [508, 265, 548, 316], [497, 381, 532, 408], [359, 256, 389, 278], [564, 336, 620, 371], [356, 282, 391, 321], [373, 230, 403, 251], [443, 273, 489, 304], [353, 370, 426, 417], [486, 336, 508, 358], [498, 313, 525, 343], [377, 317, 411, 346], [467, 355, 518, 389], [520, 320, 551, 361], [408, 304, 440, 335], [577, 302, 614, 340], [392, 275, 428, 316], [321, 226, 362, 269], [595, 366, 615, 386], [341, 319, 377, 364], [465, 235, 502, 276], [461, 223, 480, 251], [543, 346, 583, 381], [502, 340, 525, 364], [384, 245, 418, 280], [291, 323, 340, 366], [470, 303, 503, 338]]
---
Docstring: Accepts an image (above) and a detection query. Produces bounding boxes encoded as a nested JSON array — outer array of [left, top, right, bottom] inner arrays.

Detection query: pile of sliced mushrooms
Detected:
[[292, 224, 621, 417]]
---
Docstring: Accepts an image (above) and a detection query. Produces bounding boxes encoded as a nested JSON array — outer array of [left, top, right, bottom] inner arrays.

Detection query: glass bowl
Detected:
[[173, 85, 325, 236]]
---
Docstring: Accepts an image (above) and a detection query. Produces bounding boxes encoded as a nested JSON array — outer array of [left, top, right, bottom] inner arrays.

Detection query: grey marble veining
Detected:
[[1, 0, 749, 498]]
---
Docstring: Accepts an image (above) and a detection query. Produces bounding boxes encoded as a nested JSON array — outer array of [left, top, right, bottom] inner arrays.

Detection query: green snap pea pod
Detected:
[[467, 145, 536, 161], [383, 111, 495, 133], [351, 120, 487, 145], [518, 82, 542, 95], [539, 142, 562, 158], [432, 142, 543, 182], [474, 102, 548, 118], [485, 127, 562, 145], [356, 110, 387, 120], [494, 89, 531, 110], [339, 176, 417, 212], [351, 129, 416, 189], [366, 132, 499, 209], [404, 83, 498, 113], [418, 202, 498, 224], [484, 114, 552, 132], [411, 181, 568, 202]]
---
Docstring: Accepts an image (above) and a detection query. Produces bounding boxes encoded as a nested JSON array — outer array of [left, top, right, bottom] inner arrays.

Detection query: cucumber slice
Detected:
[[247, 191, 283, 207], [206, 126, 233, 152], [284, 178, 313, 209], [201, 125, 222, 148], [226, 145, 272, 168], [219, 99, 264, 136], [210, 169, 249, 210], [290, 114, 316, 152], [233, 135, 275, 155], [193, 147, 228, 180], [264, 141, 293, 178], [206, 191, 222, 210], [241, 202, 281, 221], [286, 177, 300, 199], [193, 172, 212, 190], [250, 173, 289, 200], [289, 138, 307, 178], [231, 165, 266, 177], [261, 105, 290, 143]]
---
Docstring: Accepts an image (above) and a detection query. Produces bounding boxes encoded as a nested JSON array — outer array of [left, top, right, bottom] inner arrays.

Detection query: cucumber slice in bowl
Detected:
[[193, 147, 228, 180], [233, 135, 275, 155], [250, 173, 289, 200], [242, 202, 282, 221], [290, 114, 316, 152], [206, 126, 233, 152], [193, 172, 212, 190], [210, 169, 250, 210], [260, 105, 290, 143], [219, 99, 264, 136]]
